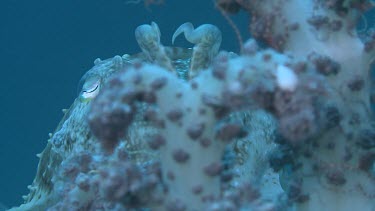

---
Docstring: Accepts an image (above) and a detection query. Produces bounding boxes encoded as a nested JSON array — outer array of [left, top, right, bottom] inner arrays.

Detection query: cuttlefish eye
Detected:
[[79, 77, 101, 102]]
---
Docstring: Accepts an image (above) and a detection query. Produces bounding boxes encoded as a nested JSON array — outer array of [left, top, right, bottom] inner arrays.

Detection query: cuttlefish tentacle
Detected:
[[135, 22, 174, 71], [172, 22, 222, 78]]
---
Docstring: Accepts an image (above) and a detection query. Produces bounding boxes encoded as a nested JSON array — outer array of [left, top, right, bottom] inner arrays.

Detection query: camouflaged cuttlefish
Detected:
[[11, 21, 227, 210]]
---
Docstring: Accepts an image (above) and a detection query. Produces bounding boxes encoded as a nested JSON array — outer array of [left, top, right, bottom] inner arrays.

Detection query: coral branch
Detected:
[[88, 44, 331, 209], [12, 1, 375, 210], [221, 0, 375, 210]]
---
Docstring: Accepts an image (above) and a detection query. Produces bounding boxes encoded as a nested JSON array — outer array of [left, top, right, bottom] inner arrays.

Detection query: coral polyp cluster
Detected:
[[10, 0, 375, 210]]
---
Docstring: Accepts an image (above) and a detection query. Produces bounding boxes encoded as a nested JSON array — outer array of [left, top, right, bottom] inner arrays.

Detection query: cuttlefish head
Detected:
[[77, 54, 130, 103]]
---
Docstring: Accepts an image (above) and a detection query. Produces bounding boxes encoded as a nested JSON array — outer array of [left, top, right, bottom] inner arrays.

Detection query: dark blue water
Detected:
[[0, 0, 373, 209], [0, 0, 248, 208]]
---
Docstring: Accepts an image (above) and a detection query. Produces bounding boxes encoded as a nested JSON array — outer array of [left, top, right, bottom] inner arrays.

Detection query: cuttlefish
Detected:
[[11, 22, 223, 210]]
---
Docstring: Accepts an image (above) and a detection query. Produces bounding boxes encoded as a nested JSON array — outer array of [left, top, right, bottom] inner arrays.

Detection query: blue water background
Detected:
[[0, 0, 373, 208], [0, 0, 249, 208]]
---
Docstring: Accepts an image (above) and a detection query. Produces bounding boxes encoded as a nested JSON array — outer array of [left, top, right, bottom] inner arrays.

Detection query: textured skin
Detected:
[[13, 55, 133, 210], [11, 1, 375, 208], [10, 22, 238, 210]]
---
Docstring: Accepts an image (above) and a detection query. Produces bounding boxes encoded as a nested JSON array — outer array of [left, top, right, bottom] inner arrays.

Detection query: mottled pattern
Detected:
[[12, 54, 162, 210], [10, 22, 234, 211], [11, 1, 375, 209]]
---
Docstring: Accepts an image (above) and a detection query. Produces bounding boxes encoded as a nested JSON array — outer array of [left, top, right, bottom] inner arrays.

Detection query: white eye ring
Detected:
[[80, 79, 101, 101]]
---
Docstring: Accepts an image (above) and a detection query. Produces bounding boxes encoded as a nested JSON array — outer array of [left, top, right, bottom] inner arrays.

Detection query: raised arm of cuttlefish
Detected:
[[135, 22, 174, 71], [172, 22, 222, 78]]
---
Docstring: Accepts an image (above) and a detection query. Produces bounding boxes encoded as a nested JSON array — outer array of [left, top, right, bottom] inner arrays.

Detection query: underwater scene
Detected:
[[1, 0, 375, 210]]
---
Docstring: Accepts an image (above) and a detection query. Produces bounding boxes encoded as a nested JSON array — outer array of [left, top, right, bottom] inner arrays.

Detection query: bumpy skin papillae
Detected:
[[226, 0, 375, 210], [135, 22, 175, 71], [8, 55, 150, 211], [172, 22, 222, 78], [11, 22, 233, 210], [10, 21, 224, 210], [8, 1, 375, 209]]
